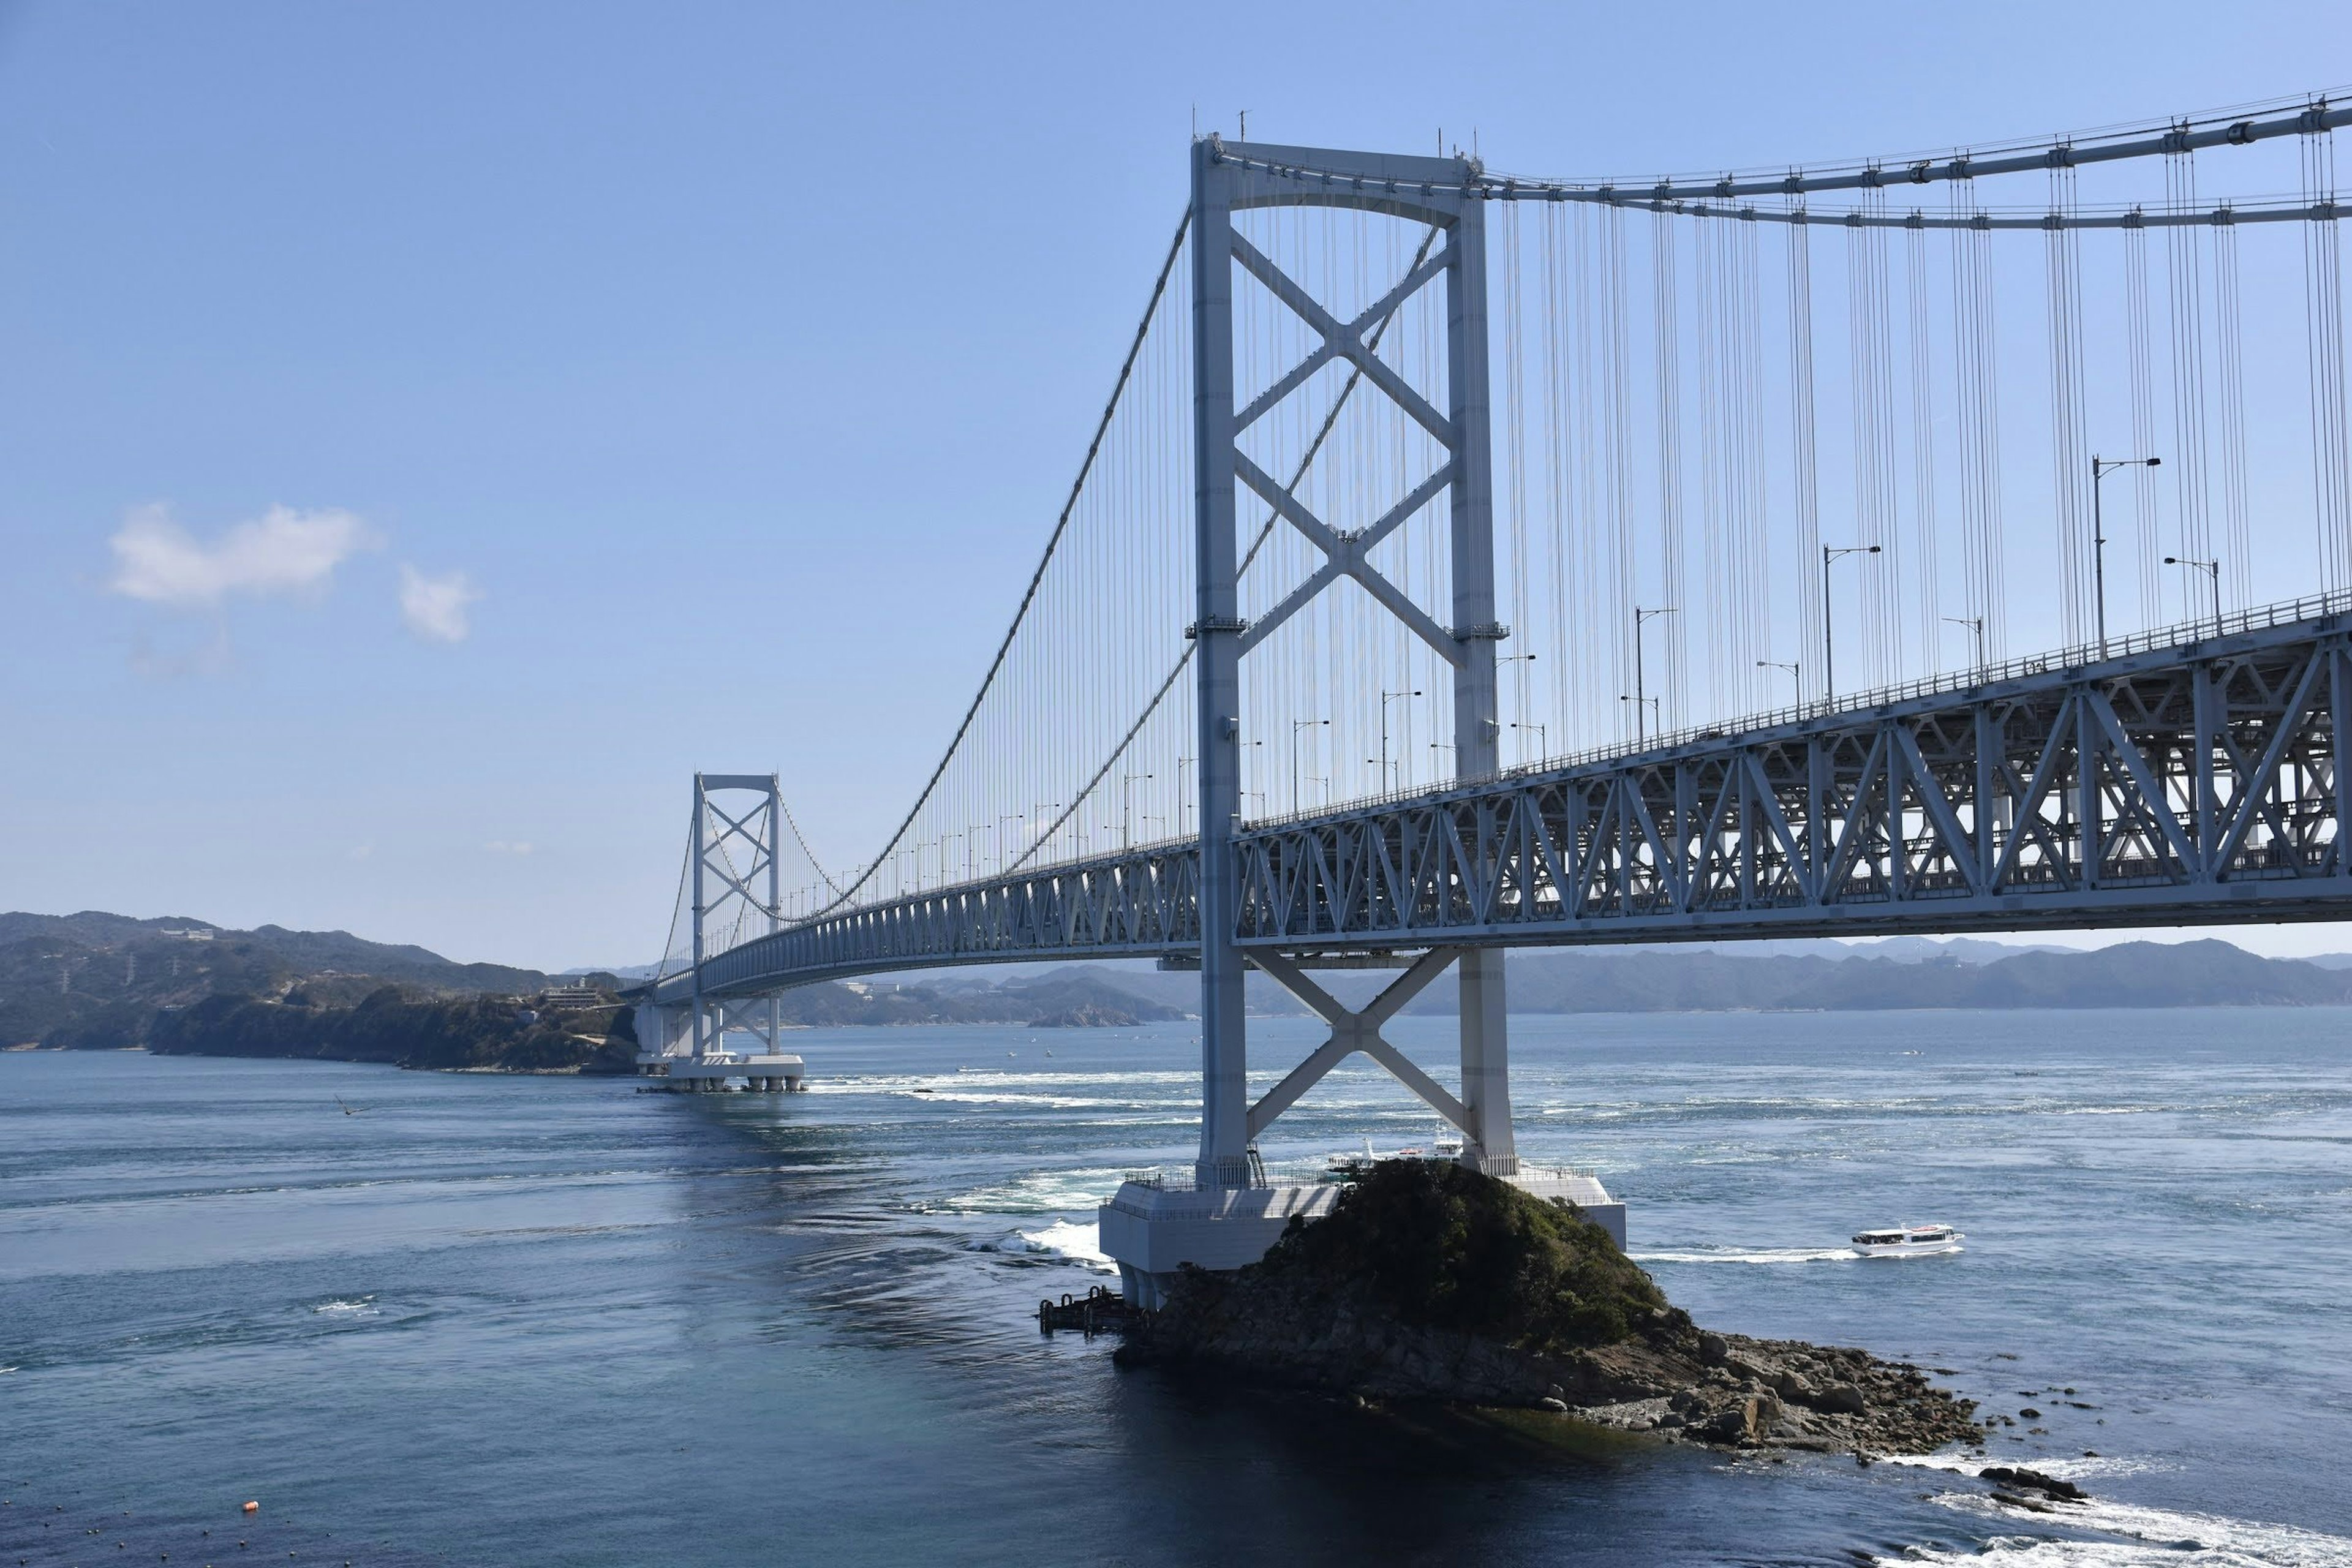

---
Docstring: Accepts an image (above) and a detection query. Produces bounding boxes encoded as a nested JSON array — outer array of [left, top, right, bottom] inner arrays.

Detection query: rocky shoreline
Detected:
[[1114, 1161, 1983, 1459], [1121, 1278, 1982, 1457]]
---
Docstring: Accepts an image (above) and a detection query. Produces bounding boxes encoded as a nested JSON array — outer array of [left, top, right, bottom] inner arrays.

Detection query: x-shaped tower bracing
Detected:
[[684, 773, 787, 1059], [1191, 137, 1515, 1187]]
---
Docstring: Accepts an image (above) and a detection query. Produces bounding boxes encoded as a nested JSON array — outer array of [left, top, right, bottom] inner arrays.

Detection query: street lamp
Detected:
[[1822, 544, 1882, 706], [2165, 555, 2223, 641], [1379, 688, 1420, 791], [1627, 605, 1676, 744], [1756, 659, 1801, 707], [1619, 693, 1661, 739], [2092, 454, 2162, 657], [1120, 772, 1154, 850], [1510, 721, 1547, 762], [1289, 719, 1329, 813], [1940, 615, 1986, 671]]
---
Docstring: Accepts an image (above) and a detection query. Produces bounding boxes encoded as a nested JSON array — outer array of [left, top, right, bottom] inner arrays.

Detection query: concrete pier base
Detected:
[[636, 1054, 806, 1092], [1098, 1164, 1624, 1310]]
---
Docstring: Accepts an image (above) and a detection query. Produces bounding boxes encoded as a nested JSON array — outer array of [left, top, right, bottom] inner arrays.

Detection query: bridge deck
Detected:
[[663, 602, 2352, 1005]]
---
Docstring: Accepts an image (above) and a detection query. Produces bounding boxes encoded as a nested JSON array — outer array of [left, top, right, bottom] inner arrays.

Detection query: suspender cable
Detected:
[[1904, 223, 1943, 671], [1654, 211, 1689, 733], [1787, 215, 1825, 700], [2125, 220, 2163, 628], [2304, 120, 2351, 588], [2165, 149, 2215, 621], [2045, 163, 2092, 648]]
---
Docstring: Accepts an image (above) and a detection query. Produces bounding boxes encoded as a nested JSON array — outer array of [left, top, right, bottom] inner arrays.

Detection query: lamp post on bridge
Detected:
[[1120, 772, 1154, 851], [1379, 688, 1420, 794], [1291, 718, 1329, 814], [2166, 555, 2223, 641], [1941, 616, 1986, 673], [2091, 454, 2161, 658], [1822, 544, 1881, 707], [1626, 605, 1675, 744], [1756, 659, 1801, 708], [1619, 693, 1660, 739], [1510, 721, 1547, 764]]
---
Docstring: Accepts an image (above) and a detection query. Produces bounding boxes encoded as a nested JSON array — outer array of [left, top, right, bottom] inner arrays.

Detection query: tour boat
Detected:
[[1850, 1223, 1965, 1257]]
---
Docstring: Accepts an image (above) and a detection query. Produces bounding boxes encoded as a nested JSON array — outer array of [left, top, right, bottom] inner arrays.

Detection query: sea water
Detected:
[[2, 1008, 2349, 1566]]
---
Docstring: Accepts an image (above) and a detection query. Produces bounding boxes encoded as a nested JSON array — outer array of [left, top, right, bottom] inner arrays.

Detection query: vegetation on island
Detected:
[[149, 986, 639, 1074], [1253, 1159, 1672, 1352], [1123, 1162, 1983, 1458]]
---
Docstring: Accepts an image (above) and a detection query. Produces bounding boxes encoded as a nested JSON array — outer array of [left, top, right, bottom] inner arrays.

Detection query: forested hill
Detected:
[[13, 908, 2352, 1057], [0, 911, 570, 1050]]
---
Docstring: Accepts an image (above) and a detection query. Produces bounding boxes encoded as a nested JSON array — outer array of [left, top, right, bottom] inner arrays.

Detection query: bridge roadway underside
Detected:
[[667, 611, 2352, 1005]]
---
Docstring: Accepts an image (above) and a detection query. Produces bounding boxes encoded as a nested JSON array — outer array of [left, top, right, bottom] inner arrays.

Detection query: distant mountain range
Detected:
[[12, 908, 2352, 1053], [0, 911, 579, 1050]]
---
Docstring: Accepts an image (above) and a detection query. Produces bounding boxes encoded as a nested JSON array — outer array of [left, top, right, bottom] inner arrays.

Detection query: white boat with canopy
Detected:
[[1850, 1223, 1964, 1257]]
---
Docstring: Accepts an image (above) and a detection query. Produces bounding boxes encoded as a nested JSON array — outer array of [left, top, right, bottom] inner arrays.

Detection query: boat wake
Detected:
[[1630, 1246, 1855, 1265]]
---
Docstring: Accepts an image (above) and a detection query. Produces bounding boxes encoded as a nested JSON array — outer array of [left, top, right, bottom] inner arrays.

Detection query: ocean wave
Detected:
[[1885, 1453, 2171, 1483], [932, 1168, 1132, 1216], [310, 1296, 379, 1316], [1887, 1480, 2352, 1567], [964, 1219, 1115, 1272], [1630, 1246, 1855, 1265]]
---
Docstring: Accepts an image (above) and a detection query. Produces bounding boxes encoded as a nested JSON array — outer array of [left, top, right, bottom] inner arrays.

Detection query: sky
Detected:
[[4, 1, 2352, 971]]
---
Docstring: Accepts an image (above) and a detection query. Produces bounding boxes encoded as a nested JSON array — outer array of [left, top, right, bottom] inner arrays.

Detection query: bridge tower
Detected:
[[1103, 137, 1616, 1306], [635, 774, 805, 1093]]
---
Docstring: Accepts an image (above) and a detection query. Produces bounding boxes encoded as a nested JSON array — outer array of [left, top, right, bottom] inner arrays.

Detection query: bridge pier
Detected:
[[1099, 946, 1622, 1308], [1098, 137, 1618, 1308], [631, 1000, 805, 1093]]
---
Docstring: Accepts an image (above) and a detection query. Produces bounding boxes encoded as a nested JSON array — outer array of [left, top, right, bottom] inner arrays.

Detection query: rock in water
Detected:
[[1117, 1162, 1980, 1457], [1978, 1466, 2089, 1502]]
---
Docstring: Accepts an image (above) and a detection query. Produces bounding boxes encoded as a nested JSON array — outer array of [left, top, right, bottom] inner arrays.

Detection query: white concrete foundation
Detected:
[[1098, 1180, 1341, 1310], [1098, 1163, 1626, 1310], [636, 1053, 806, 1091]]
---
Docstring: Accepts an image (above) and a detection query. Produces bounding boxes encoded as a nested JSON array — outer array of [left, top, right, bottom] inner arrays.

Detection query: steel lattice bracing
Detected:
[[1236, 608, 2352, 947], [661, 846, 1200, 1003], [663, 602, 2352, 1003]]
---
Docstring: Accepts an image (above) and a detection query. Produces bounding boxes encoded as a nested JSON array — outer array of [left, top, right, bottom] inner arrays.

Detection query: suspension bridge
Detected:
[[636, 93, 2352, 1305]]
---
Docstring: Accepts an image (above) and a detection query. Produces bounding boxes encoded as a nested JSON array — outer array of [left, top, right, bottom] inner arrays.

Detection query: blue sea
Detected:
[[4, 1008, 2350, 1566]]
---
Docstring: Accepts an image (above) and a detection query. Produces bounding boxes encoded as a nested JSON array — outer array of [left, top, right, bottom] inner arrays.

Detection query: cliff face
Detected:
[[1118, 1163, 1981, 1456]]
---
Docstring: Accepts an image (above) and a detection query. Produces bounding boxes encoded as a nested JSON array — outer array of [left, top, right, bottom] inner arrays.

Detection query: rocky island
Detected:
[[1118, 1160, 1983, 1457]]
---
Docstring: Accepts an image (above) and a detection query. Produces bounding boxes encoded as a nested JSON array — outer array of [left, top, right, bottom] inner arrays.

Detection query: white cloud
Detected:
[[399, 564, 481, 644], [484, 840, 534, 856], [107, 503, 377, 608]]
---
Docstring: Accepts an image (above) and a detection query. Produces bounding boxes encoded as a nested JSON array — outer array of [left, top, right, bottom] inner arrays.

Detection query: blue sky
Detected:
[[4, 1, 2350, 970]]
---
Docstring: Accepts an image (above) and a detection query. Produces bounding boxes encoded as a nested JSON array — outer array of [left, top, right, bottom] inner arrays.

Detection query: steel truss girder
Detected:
[[664, 844, 1204, 1003], [1235, 617, 2352, 947], [665, 612, 2352, 1002]]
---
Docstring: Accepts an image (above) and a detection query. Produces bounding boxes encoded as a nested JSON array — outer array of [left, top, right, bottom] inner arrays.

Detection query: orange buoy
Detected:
[[241, 1502, 259, 1515]]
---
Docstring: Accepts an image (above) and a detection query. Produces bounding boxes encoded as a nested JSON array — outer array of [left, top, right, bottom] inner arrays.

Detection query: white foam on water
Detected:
[[933, 1167, 1133, 1216], [1014, 1219, 1112, 1269], [1883, 1453, 2170, 1483], [1882, 1479, 2352, 1567], [1631, 1246, 1855, 1265], [964, 1219, 1115, 1272], [311, 1296, 379, 1316]]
